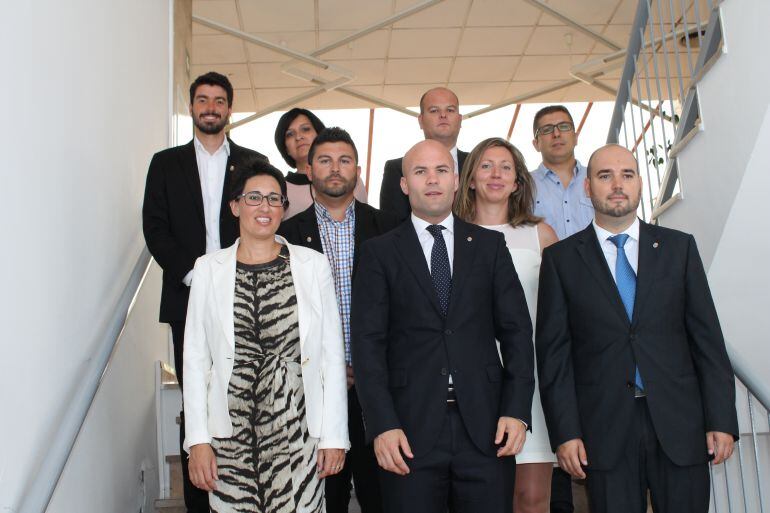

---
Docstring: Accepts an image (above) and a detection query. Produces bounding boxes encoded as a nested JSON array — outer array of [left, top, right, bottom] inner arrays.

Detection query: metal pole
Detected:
[[748, 393, 766, 513], [365, 108, 375, 193], [626, 78, 648, 220], [607, 0, 652, 143], [639, 26, 663, 187], [656, 0, 678, 133], [633, 60, 656, 219], [668, 0, 687, 104], [506, 104, 522, 141], [679, 0, 696, 76], [576, 102, 594, 136]]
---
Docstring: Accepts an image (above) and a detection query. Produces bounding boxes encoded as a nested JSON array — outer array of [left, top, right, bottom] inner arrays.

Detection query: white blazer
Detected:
[[183, 236, 349, 452]]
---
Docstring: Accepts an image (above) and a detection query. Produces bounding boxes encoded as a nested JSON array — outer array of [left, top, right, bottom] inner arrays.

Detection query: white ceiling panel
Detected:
[[232, 88, 257, 112], [192, 34, 248, 64], [545, 0, 622, 25], [458, 27, 532, 56], [329, 59, 389, 85], [389, 28, 463, 58], [515, 55, 591, 81], [466, 0, 542, 27], [449, 81, 510, 105], [318, 0, 393, 30], [383, 83, 442, 106], [319, 30, 391, 60], [192, 0, 239, 35], [249, 62, 315, 88], [449, 56, 520, 83], [386, 57, 453, 84], [526, 25, 608, 55], [393, 0, 471, 28], [240, 0, 316, 32], [255, 86, 318, 111]]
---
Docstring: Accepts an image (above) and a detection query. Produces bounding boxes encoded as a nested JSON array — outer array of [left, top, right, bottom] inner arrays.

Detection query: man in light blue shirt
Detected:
[[531, 105, 594, 240]]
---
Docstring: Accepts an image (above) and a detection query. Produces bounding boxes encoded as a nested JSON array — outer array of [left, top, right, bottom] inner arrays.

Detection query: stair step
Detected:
[[155, 497, 185, 512]]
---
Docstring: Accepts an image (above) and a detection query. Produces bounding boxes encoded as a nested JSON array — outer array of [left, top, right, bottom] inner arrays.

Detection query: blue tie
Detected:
[[609, 234, 644, 391], [427, 224, 452, 317]]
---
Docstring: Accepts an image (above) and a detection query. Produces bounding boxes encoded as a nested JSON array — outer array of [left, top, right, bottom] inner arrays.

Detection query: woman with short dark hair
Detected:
[[274, 108, 367, 219], [184, 158, 349, 512]]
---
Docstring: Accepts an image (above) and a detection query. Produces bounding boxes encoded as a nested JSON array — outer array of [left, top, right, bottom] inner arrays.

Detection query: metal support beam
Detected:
[[464, 79, 580, 120], [365, 109, 375, 193], [522, 0, 623, 51], [576, 102, 593, 136]]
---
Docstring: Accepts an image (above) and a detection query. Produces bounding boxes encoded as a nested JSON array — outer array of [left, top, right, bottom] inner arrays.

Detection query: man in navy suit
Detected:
[[537, 144, 738, 513], [353, 140, 534, 513]]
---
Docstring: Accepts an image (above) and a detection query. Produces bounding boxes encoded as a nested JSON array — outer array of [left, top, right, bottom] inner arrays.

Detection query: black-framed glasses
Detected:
[[237, 191, 287, 207], [535, 122, 574, 137]]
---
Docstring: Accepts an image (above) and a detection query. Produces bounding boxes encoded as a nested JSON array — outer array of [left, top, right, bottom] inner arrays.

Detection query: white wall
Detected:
[[0, 0, 170, 509], [47, 263, 168, 513]]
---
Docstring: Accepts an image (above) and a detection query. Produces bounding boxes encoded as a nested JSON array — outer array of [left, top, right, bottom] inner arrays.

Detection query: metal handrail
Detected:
[[17, 247, 153, 513]]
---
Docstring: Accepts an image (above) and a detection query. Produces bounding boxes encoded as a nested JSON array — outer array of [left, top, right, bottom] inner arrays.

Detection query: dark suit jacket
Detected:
[[277, 200, 399, 274], [352, 217, 535, 457], [536, 222, 739, 470], [379, 150, 468, 222], [142, 139, 266, 322]]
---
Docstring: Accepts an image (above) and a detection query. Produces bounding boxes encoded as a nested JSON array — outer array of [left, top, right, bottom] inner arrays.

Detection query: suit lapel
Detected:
[[575, 225, 630, 326], [180, 141, 205, 224], [393, 221, 443, 317], [212, 242, 238, 353], [632, 222, 661, 325], [297, 206, 323, 253], [446, 218, 476, 318], [353, 201, 375, 273]]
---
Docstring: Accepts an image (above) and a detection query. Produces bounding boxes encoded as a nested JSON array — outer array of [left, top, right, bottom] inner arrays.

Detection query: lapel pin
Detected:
[[467, 236, 473, 242], [306, 236, 312, 243], [229, 165, 235, 172], [652, 242, 659, 248]]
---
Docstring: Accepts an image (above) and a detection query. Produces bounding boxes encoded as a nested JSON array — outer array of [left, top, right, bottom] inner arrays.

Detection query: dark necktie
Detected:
[[427, 224, 451, 317], [609, 233, 644, 390]]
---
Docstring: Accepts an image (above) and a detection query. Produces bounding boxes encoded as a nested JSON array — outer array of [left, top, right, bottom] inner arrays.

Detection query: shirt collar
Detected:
[[314, 199, 355, 223], [593, 217, 640, 244], [537, 160, 585, 182], [411, 212, 454, 237], [194, 135, 230, 157]]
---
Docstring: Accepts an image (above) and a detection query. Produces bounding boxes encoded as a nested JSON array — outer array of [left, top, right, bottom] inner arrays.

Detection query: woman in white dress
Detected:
[[454, 137, 558, 513]]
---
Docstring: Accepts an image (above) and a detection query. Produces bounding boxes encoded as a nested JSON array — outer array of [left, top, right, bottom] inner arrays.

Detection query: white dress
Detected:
[[482, 223, 557, 464]]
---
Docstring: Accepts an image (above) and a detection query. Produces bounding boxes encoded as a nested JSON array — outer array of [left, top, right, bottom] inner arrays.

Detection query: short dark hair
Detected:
[[307, 127, 359, 165], [229, 156, 288, 208], [532, 105, 574, 136], [274, 108, 326, 168], [190, 71, 234, 107]]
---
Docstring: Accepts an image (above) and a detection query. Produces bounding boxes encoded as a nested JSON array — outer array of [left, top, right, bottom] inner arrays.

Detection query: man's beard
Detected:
[[194, 112, 228, 135], [595, 194, 640, 218], [315, 175, 355, 198]]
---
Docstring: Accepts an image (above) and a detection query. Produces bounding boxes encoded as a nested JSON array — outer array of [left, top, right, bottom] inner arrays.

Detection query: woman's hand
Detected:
[[317, 448, 345, 479], [189, 443, 218, 491]]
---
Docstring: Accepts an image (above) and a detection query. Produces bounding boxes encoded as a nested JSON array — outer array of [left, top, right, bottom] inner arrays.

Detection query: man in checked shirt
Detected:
[[278, 126, 399, 513]]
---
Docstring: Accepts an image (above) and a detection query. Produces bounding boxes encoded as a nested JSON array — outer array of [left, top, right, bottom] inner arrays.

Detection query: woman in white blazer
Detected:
[[183, 158, 349, 513]]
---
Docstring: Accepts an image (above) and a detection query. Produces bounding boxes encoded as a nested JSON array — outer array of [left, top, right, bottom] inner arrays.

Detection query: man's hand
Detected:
[[346, 365, 354, 390], [495, 417, 527, 457], [557, 438, 587, 479], [707, 431, 735, 464], [317, 448, 346, 479], [374, 429, 413, 475], [189, 443, 218, 491]]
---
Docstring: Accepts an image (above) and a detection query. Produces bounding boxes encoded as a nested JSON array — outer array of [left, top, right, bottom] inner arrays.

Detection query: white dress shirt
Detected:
[[450, 146, 459, 175], [194, 135, 230, 255], [411, 212, 455, 275], [593, 218, 640, 280]]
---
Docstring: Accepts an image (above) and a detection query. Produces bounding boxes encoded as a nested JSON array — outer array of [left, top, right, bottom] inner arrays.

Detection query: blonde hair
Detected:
[[454, 137, 541, 227]]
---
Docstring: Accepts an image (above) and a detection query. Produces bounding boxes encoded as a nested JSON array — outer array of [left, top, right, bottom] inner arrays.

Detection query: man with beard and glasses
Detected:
[[278, 127, 398, 513], [143, 71, 267, 513], [537, 144, 738, 513]]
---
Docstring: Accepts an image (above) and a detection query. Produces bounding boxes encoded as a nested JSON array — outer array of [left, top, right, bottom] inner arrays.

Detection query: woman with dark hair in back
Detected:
[[183, 157, 349, 512], [274, 107, 367, 219], [454, 137, 558, 513]]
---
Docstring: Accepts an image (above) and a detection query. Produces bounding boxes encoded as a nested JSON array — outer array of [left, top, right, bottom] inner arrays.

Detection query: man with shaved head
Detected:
[[352, 140, 535, 512], [536, 144, 738, 513], [379, 87, 468, 221]]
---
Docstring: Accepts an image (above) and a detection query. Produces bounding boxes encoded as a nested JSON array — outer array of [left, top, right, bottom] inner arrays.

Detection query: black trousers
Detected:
[[325, 386, 384, 513], [550, 467, 574, 513], [170, 320, 210, 513], [585, 398, 710, 513], [378, 403, 515, 513]]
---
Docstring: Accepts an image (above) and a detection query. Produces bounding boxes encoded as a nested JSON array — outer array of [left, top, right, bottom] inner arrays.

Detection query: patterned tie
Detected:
[[609, 233, 644, 391], [427, 224, 452, 317]]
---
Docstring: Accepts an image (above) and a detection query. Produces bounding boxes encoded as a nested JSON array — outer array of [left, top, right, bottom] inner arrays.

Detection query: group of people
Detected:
[[143, 71, 739, 513]]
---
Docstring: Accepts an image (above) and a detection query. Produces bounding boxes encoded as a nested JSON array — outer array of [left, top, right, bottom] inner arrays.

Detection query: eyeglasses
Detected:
[[237, 191, 287, 207], [535, 122, 574, 137]]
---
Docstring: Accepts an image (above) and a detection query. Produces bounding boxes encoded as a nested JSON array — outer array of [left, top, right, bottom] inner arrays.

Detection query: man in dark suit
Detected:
[[379, 87, 468, 221], [537, 144, 738, 513], [142, 71, 266, 513], [352, 140, 534, 513], [278, 127, 397, 513]]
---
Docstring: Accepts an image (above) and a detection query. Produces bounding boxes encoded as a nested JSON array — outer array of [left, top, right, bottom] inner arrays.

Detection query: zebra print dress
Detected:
[[210, 247, 324, 513]]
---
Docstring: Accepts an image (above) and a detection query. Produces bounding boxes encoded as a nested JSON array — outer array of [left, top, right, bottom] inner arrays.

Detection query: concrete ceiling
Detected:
[[190, 0, 704, 113]]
